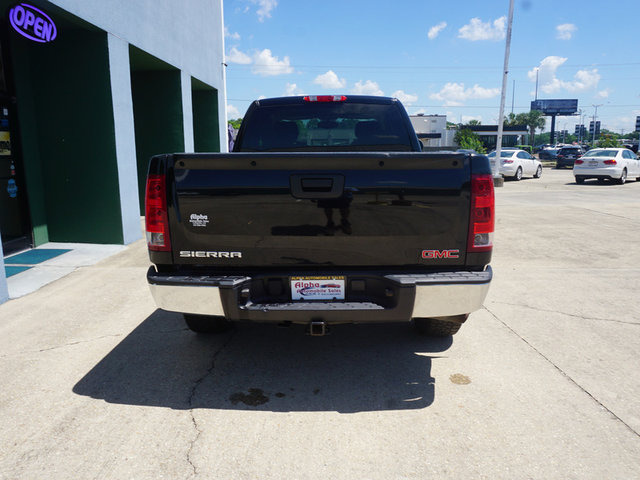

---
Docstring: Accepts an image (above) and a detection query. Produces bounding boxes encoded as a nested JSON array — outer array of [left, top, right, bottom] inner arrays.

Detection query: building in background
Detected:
[[0, 0, 227, 302], [409, 114, 451, 147]]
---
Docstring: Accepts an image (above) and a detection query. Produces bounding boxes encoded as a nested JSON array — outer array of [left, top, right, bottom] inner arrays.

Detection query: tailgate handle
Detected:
[[290, 174, 345, 199], [301, 178, 333, 191]]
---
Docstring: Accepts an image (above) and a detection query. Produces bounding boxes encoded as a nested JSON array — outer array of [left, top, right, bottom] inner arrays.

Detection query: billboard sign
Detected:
[[530, 99, 578, 115]]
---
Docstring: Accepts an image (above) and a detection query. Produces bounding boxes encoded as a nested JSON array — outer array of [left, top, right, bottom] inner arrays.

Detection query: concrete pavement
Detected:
[[0, 168, 639, 479]]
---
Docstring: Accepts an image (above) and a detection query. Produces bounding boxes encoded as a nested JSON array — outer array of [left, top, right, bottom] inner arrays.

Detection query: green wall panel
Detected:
[[192, 79, 220, 153], [10, 28, 124, 244], [131, 68, 184, 212]]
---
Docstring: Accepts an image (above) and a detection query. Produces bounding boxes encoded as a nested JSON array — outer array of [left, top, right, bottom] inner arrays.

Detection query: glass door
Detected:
[[0, 26, 32, 255]]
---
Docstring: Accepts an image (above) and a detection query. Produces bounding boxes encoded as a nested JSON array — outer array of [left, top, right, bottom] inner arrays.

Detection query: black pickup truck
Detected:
[[145, 95, 493, 336]]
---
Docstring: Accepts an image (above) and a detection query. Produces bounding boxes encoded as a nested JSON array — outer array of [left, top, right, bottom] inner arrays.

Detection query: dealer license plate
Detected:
[[291, 276, 346, 301], [589, 161, 598, 166]]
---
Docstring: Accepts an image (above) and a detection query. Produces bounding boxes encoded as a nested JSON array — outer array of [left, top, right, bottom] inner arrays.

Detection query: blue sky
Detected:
[[223, 0, 640, 135]]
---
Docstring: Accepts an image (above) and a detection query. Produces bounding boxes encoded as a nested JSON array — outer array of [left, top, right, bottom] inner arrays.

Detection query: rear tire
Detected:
[[534, 165, 543, 178], [575, 176, 585, 184], [616, 168, 627, 185], [184, 314, 231, 334], [414, 316, 466, 337], [513, 167, 523, 181]]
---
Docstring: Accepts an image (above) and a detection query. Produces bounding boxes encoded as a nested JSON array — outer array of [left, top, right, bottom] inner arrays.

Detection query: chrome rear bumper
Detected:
[[147, 266, 492, 322]]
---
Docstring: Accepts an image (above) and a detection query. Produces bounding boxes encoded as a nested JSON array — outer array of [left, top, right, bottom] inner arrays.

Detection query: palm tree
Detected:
[[523, 110, 546, 146], [504, 110, 546, 146]]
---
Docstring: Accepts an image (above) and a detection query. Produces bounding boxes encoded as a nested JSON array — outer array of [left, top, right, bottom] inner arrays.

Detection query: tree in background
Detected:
[[597, 134, 619, 148], [228, 118, 243, 129], [454, 128, 486, 153]]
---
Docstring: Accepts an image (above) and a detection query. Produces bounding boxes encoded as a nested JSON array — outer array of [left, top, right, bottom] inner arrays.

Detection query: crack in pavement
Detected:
[[483, 305, 640, 439], [186, 329, 237, 477], [488, 301, 639, 326]]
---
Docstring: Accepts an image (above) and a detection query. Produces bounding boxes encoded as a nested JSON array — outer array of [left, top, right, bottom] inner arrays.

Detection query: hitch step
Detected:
[[309, 321, 327, 336]]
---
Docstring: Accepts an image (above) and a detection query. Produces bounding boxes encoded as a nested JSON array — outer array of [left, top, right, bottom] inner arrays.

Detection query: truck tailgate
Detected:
[[169, 152, 471, 268]]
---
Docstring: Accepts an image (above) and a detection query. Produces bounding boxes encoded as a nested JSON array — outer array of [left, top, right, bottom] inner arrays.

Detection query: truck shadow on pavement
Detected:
[[73, 309, 452, 413]]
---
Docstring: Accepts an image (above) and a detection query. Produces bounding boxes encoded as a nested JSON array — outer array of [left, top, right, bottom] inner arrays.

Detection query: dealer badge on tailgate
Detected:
[[291, 276, 346, 301]]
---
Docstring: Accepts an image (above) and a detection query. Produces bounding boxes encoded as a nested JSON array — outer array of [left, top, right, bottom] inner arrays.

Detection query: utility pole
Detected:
[[592, 104, 602, 145], [494, 0, 515, 187]]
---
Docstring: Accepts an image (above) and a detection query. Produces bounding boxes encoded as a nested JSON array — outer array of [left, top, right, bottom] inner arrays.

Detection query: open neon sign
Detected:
[[9, 3, 57, 43]]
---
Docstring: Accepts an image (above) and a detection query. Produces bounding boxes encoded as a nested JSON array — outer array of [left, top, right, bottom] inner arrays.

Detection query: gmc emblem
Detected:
[[422, 249, 460, 259]]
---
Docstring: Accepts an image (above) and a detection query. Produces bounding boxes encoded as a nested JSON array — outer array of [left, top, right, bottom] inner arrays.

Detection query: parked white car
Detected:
[[573, 148, 640, 185], [488, 149, 543, 180]]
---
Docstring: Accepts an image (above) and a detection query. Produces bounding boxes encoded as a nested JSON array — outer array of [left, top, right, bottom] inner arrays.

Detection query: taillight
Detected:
[[468, 174, 494, 253], [575, 159, 584, 165], [303, 95, 347, 102], [503, 159, 514, 164], [145, 174, 171, 252], [603, 159, 617, 165]]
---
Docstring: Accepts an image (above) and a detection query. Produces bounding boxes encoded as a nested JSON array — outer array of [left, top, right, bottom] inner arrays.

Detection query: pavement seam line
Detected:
[[0, 329, 187, 358], [575, 206, 640, 223], [483, 305, 640, 439], [186, 329, 238, 477], [488, 301, 639, 326], [0, 334, 126, 358]]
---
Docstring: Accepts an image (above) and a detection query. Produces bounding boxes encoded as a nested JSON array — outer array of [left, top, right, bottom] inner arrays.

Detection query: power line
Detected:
[[227, 61, 640, 71]]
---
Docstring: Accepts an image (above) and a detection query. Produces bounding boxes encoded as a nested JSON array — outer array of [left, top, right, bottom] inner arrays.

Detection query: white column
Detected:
[[107, 33, 142, 244], [181, 70, 195, 152]]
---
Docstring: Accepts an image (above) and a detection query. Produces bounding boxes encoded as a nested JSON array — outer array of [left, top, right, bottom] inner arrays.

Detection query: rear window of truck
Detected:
[[236, 102, 414, 152]]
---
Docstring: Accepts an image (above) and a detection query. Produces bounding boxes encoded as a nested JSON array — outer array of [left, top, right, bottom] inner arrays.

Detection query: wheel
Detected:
[[413, 316, 466, 337], [616, 168, 627, 185], [534, 165, 543, 178], [184, 314, 231, 334], [575, 176, 585, 184], [513, 167, 523, 181]]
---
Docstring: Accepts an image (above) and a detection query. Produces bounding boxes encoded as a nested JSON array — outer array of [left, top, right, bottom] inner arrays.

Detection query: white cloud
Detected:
[[284, 83, 304, 96], [226, 47, 294, 76], [428, 21, 447, 40], [528, 56, 600, 94], [227, 47, 252, 64], [351, 80, 384, 96], [227, 104, 241, 118], [458, 17, 506, 41], [462, 115, 483, 124], [392, 90, 418, 105], [313, 70, 347, 89], [252, 49, 294, 76], [252, 0, 278, 22], [556, 23, 577, 40], [429, 82, 500, 106], [596, 88, 611, 99], [224, 27, 240, 40]]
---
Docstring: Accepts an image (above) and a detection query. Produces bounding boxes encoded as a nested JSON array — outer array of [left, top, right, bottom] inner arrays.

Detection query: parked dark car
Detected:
[[556, 146, 585, 168], [539, 148, 559, 160]]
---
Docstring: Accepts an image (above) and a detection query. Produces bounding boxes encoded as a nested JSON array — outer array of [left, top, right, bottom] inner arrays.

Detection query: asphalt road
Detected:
[[1, 168, 639, 479]]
